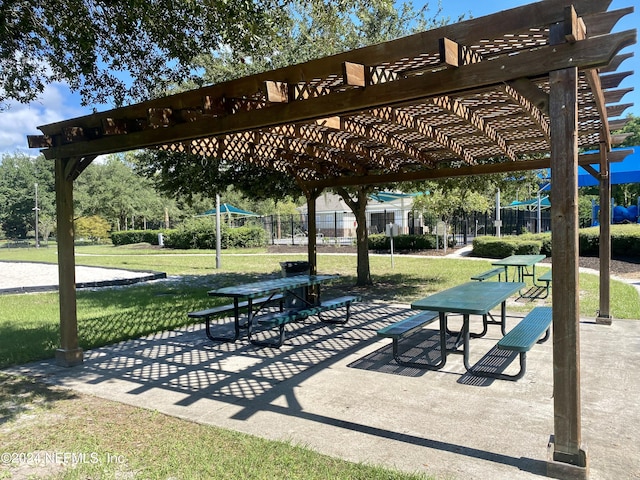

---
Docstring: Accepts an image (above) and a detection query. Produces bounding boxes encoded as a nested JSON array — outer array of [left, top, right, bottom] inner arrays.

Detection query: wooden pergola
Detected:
[[28, 0, 635, 475]]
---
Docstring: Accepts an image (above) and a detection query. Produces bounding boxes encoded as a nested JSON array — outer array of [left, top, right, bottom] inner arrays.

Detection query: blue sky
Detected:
[[1, 0, 637, 156]]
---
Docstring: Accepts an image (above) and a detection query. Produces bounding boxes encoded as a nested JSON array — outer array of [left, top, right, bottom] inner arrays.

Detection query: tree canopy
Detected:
[[1, 0, 287, 108], [0, 153, 54, 238]]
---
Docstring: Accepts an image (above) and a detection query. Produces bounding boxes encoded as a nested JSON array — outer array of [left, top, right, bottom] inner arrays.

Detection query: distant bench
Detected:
[[188, 294, 284, 342], [538, 269, 552, 297], [471, 306, 552, 381], [252, 295, 361, 348], [471, 267, 504, 282], [376, 311, 441, 368]]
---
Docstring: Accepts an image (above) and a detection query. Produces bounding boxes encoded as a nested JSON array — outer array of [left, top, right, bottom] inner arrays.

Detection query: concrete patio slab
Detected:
[[5, 302, 640, 479]]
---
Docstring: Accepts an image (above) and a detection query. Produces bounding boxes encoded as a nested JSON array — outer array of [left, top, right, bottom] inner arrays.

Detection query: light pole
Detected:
[[33, 183, 40, 248]]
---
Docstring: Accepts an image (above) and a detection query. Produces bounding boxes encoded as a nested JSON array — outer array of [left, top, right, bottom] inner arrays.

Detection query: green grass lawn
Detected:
[[0, 373, 432, 480], [1, 244, 638, 369]]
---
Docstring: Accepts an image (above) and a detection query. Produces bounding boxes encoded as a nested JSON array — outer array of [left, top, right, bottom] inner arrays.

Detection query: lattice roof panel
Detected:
[[29, 0, 636, 188]]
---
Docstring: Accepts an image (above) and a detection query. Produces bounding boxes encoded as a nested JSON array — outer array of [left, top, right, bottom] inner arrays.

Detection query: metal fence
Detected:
[[251, 209, 552, 247]]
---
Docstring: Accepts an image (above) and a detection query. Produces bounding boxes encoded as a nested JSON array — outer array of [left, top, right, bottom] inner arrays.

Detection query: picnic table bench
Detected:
[[188, 294, 284, 342], [376, 310, 441, 368], [538, 269, 552, 297], [470, 267, 504, 282], [254, 295, 361, 348], [471, 306, 552, 381]]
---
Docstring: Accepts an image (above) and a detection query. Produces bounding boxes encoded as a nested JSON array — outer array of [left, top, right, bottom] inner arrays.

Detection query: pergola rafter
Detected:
[[26, 1, 636, 477]]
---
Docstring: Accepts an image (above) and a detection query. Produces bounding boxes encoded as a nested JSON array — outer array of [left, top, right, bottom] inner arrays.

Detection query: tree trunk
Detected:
[[337, 186, 373, 286], [354, 195, 371, 285]]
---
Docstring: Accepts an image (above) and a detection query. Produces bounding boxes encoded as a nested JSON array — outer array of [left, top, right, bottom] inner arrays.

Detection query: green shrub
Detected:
[[473, 225, 640, 259], [576, 225, 640, 256], [578, 227, 599, 256], [163, 217, 267, 249], [520, 233, 552, 256], [368, 234, 389, 250], [368, 234, 439, 251], [226, 225, 268, 248], [472, 236, 542, 258], [514, 240, 541, 255], [111, 229, 169, 246]]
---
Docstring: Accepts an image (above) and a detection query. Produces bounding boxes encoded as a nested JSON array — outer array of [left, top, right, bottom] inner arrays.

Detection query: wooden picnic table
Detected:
[[409, 281, 525, 371]]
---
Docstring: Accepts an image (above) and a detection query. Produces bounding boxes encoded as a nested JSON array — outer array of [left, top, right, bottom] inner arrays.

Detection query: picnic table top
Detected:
[[208, 274, 338, 299], [411, 281, 525, 315], [491, 254, 546, 267]]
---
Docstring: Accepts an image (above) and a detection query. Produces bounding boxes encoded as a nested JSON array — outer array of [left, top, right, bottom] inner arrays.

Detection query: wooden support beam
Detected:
[[597, 140, 612, 325], [611, 133, 633, 145], [439, 37, 460, 67], [343, 62, 367, 87], [583, 6, 634, 36], [27, 135, 53, 148], [148, 108, 173, 127], [585, 66, 612, 148], [502, 80, 551, 142], [564, 6, 587, 43], [603, 87, 634, 104], [606, 103, 632, 118], [62, 127, 85, 143], [63, 156, 97, 181], [432, 96, 518, 162], [264, 81, 289, 103], [303, 151, 630, 189], [600, 52, 633, 74], [54, 158, 83, 367], [439, 37, 483, 68], [305, 188, 321, 280], [609, 118, 630, 130], [547, 28, 587, 471], [581, 164, 600, 180], [505, 78, 550, 116], [38, 30, 636, 160], [202, 95, 228, 115], [599, 71, 633, 89]]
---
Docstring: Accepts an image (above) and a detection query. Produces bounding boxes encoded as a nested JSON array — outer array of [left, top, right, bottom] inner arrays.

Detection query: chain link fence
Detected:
[[250, 209, 551, 247]]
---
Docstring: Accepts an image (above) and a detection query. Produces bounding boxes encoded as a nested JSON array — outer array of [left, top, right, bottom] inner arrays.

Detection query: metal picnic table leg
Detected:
[[500, 300, 507, 336], [461, 314, 472, 372], [245, 298, 255, 339], [204, 297, 242, 343]]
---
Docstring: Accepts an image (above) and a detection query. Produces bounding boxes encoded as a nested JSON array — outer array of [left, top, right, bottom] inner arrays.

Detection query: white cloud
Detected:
[[0, 83, 92, 157]]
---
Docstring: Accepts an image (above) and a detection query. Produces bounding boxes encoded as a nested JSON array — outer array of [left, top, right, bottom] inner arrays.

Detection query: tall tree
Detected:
[[75, 155, 176, 231], [616, 113, 640, 147], [0, 153, 54, 238], [0, 0, 289, 108], [138, 0, 448, 285]]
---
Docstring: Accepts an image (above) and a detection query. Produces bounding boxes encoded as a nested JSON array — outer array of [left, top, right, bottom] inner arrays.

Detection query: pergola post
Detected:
[[305, 188, 321, 302], [547, 64, 587, 476], [54, 157, 83, 367], [597, 143, 612, 324]]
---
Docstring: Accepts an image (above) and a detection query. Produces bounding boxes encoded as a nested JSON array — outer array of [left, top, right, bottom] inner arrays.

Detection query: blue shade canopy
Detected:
[[369, 192, 420, 203], [578, 147, 640, 187], [538, 147, 640, 188], [506, 196, 551, 209], [198, 203, 259, 217]]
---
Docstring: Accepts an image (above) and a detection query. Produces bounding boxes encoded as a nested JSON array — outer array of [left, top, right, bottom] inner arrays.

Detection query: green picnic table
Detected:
[[492, 254, 546, 283], [409, 281, 525, 371], [207, 274, 339, 343]]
